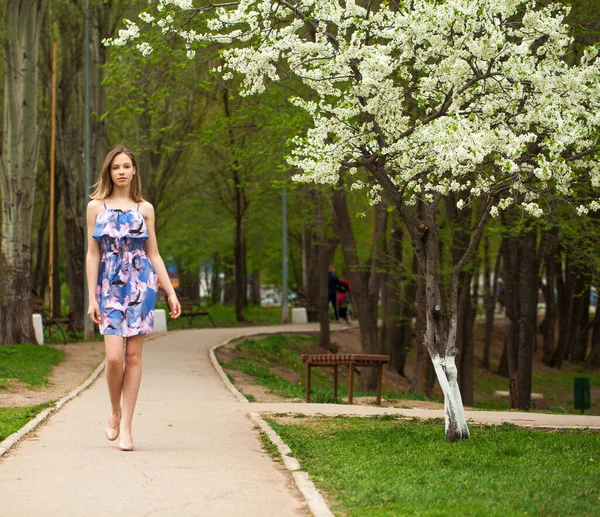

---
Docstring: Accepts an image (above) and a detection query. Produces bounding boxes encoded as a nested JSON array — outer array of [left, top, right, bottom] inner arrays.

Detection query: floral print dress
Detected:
[[93, 200, 158, 337]]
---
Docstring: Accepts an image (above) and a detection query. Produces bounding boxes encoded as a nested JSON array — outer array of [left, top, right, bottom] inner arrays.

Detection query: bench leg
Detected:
[[305, 363, 311, 402], [348, 362, 355, 404], [333, 364, 338, 400], [376, 364, 383, 406]]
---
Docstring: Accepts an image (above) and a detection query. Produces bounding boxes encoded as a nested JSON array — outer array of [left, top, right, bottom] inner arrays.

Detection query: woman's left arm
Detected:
[[143, 202, 181, 319]]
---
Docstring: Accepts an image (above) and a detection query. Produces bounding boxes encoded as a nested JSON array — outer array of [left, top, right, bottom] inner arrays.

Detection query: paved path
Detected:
[[1, 325, 599, 517]]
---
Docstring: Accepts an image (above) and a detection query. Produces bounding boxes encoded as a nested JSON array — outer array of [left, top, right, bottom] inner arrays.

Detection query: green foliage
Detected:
[[268, 416, 600, 516], [0, 404, 54, 441], [0, 345, 65, 388]]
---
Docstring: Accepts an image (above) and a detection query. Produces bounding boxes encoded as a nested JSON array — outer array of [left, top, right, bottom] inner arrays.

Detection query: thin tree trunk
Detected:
[[223, 259, 234, 305], [551, 254, 573, 368], [382, 217, 408, 376], [541, 231, 558, 365], [483, 237, 502, 370], [210, 253, 221, 305], [250, 270, 261, 305]]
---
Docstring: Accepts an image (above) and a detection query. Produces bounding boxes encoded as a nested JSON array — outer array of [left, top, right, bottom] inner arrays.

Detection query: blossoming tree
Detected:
[[110, 0, 600, 440]]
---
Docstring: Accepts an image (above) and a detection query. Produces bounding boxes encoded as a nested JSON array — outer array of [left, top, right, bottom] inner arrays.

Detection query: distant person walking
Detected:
[[328, 265, 341, 321], [86, 145, 181, 451]]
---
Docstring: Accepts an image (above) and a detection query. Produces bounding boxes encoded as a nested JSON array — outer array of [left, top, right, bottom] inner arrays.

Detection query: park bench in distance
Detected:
[[301, 353, 390, 405], [176, 294, 216, 328], [31, 294, 79, 344]]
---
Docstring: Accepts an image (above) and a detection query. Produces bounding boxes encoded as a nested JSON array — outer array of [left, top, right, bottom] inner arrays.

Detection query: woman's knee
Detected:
[[106, 353, 123, 369], [125, 349, 142, 368]]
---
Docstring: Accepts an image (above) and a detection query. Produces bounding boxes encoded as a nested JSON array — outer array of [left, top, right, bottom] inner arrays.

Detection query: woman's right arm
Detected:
[[86, 201, 102, 324]]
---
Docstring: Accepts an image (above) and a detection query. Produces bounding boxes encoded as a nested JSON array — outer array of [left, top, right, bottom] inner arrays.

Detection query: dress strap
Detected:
[[102, 199, 107, 209], [136, 202, 141, 212]]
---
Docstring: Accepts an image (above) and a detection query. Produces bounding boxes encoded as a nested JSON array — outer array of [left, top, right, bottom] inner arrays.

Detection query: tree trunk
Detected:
[[569, 270, 591, 362], [332, 185, 385, 390], [223, 258, 234, 305], [483, 237, 502, 370], [32, 187, 50, 299], [551, 255, 574, 368], [541, 232, 558, 365], [381, 217, 408, 376], [250, 270, 261, 305], [457, 271, 475, 406], [210, 252, 221, 305], [0, 0, 47, 344], [503, 230, 537, 410], [234, 222, 246, 321], [420, 215, 469, 441]]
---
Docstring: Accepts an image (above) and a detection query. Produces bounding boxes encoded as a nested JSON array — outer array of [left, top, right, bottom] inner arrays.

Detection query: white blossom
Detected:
[[136, 41, 153, 56]]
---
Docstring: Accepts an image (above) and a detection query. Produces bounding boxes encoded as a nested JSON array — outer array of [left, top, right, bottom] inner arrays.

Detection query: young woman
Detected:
[[86, 145, 181, 451]]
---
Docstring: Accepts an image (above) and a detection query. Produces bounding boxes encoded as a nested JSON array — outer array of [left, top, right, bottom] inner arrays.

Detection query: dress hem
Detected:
[[100, 330, 153, 337]]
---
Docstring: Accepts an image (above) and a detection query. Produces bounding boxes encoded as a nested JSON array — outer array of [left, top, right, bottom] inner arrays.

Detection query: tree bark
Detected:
[[551, 255, 574, 368], [381, 217, 409, 376], [223, 258, 234, 305], [0, 0, 48, 344], [483, 237, 502, 370], [210, 252, 221, 305], [541, 230, 558, 365], [502, 230, 538, 410], [250, 270, 261, 305]]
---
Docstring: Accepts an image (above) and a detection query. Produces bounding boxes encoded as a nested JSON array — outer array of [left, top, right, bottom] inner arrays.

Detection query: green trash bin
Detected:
[[574, 378, 590, 413]]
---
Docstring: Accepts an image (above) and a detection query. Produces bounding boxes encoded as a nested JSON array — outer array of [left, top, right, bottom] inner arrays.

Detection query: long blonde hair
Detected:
[[90, 146, 144, 202]]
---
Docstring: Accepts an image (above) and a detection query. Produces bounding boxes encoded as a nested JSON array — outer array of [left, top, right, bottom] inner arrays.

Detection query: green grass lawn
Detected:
[[0, 404, 54, 442], [267, 415, 600, 516], [0, 344, 65, 388]]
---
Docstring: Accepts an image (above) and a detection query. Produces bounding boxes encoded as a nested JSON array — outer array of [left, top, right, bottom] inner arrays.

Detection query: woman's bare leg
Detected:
[[104, 335, 125, 438], [119, 334, 145, 450]]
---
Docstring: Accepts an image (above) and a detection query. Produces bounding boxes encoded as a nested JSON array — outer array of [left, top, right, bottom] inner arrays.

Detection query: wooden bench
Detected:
[[301, 353, 390, 405], [31, 296, 79, 344], [176, 295, 216, 328]]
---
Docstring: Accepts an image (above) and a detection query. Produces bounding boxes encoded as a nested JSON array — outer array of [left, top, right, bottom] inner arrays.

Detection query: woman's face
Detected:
[[110, 152, 135, 189]]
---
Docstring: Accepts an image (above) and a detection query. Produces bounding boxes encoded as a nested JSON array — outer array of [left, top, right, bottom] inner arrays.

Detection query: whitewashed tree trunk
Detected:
[[0, 0, 47, 344], [431, 354, 470, 441]]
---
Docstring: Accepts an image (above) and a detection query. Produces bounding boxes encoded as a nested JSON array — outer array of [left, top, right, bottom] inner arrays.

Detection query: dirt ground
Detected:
[[0, 341, 106, 408]]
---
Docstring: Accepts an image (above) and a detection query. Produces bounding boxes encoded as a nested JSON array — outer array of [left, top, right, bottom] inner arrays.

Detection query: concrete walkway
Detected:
[[1, 325, 599, 517]]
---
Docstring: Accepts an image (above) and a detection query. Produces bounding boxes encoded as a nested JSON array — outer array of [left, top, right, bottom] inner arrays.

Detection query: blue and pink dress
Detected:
[[93, 200, 158, 337]]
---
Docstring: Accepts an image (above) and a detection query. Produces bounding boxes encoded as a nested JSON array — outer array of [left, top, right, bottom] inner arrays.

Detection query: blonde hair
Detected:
[[90, 146, 144, 202]]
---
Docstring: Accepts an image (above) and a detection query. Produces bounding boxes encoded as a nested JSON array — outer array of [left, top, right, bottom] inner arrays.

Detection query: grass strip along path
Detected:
[[0, 344, 65, 441], [267, 415, 600, 517]]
